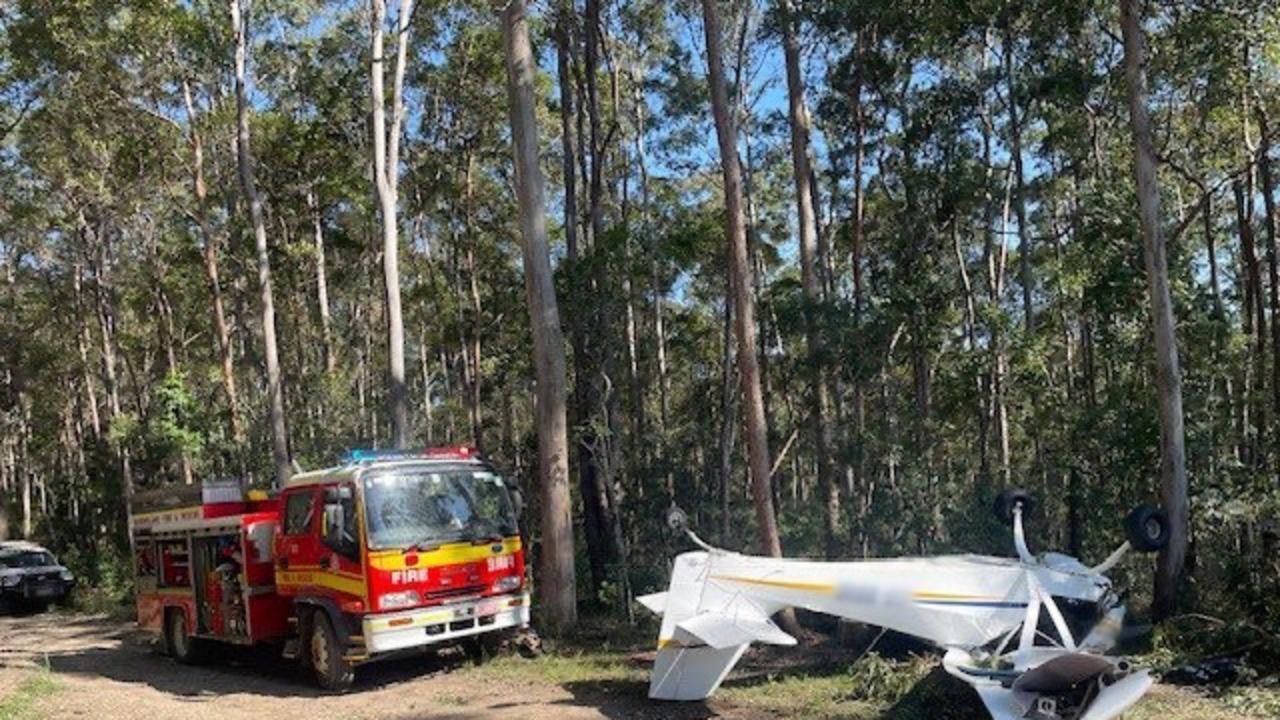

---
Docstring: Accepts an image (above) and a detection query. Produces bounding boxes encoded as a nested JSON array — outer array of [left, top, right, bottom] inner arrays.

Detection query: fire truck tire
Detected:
[[166, 609, 207, 665], [463, 632, 506, 665], [308, 610, 354, 692]]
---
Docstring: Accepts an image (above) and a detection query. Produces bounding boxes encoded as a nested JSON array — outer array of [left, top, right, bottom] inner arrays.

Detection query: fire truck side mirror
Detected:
[[322, 503, 344, 545]]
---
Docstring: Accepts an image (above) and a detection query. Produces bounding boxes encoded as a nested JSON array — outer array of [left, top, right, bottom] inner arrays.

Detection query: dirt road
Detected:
[[0, 612, 1265, 720], [0, 611, 735, 720]]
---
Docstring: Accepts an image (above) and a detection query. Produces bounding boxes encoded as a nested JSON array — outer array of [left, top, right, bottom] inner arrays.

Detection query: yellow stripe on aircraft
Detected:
[[911, 591, 999, 601], [709, 575, 836, 594]]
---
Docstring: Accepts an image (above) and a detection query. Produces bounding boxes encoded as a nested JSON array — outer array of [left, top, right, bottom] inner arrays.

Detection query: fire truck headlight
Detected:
[[379, 590, 421, 610], [492, 575, 521, 593]]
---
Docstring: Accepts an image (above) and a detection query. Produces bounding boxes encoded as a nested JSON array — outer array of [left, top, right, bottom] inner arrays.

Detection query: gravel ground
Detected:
[[0, 611, 1264, 720]]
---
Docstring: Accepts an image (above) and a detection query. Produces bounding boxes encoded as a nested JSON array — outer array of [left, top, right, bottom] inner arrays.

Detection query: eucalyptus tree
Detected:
[[779, 0, 839, 557], [699, 0, 784, 564], [230, 0, 292, 487], [500, 0, 577, 630], [1120, 0, 1187, 619], [371, 0, 414, 447]]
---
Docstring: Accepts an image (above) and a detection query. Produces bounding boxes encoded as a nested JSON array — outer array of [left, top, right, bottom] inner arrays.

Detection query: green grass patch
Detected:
[[0, 669, 61, 720], [470, 649, 645, 686]]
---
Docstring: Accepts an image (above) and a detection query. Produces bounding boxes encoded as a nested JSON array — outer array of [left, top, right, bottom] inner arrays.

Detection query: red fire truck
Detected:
[[130, 447, 530, 689]]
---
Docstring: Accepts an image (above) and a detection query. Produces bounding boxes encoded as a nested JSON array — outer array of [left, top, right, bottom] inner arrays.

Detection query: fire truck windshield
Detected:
[[362, 469, 518, 550]]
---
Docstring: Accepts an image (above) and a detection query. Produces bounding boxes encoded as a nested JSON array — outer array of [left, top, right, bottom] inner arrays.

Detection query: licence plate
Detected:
[[33, 585, 58, 598]]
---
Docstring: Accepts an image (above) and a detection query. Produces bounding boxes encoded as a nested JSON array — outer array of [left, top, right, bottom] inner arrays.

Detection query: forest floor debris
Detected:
[[0, 611, 1275, 720]]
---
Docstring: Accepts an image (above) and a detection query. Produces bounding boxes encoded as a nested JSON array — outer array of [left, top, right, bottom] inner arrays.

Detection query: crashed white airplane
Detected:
[[640, 491, 1170, 720]]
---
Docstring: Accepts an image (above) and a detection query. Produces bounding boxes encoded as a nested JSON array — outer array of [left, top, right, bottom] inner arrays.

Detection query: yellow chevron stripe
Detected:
[[284, 564, 364, 581], [276, 570, 365, 596], [911, 591, 999, 601], [710, 575, 836, 594], [367, 536, 521, 571]]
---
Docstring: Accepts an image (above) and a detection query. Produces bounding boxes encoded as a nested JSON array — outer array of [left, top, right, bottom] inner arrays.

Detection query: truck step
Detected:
[[282, 638, 299, 660]]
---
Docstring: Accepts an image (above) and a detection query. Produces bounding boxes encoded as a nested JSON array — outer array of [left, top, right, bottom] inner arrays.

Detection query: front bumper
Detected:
[[1, 579, 72, 604], [361, 592, 530, 655]]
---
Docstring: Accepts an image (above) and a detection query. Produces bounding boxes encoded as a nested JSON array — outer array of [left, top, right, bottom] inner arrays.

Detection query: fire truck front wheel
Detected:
[[165, 609, 207, 665], [308, 610, 354, 692]]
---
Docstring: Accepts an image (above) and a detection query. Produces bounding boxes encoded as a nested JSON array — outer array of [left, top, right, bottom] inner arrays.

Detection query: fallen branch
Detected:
[[769, 428, 800, 480]]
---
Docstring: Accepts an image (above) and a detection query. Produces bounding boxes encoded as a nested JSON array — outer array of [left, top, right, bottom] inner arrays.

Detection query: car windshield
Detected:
[[362, 468, 518, 550], [0, 551, 55, 568]]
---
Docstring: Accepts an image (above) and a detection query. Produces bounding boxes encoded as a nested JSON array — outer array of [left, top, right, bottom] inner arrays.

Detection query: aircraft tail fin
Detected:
[[643, 551, 791, 700]]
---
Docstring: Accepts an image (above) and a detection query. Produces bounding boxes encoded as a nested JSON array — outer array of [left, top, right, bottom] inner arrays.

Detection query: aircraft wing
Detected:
[[674, 607, 796, 650], [637, 591, 667, 616]]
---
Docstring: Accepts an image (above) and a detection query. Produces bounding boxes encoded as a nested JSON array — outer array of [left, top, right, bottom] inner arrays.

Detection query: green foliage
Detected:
[[0, 0, 1277, 671]]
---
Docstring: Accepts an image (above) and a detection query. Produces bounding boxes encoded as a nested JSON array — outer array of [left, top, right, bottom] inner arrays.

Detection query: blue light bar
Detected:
[[343, 447, 477, 464], [344, 448, 420, 463]]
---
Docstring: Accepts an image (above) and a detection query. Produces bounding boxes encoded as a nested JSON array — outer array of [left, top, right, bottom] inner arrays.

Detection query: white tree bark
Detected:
[[230, 0, 291, 487], [371, 0, 413, 447]]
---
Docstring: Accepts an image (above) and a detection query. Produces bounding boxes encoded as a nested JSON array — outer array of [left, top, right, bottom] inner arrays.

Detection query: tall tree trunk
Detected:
[[718, 290, 738, 545], [371, 0, 413, 447], [231, 0, 291, 487], [701, 0, 784, 563], [72, 263, 102, 439], [1003, 17, 1034, 331], [1120, 0, 1189, 620], [848, 31, 869, 548], [1256, 108, 1280, 461], [83, 215, 137, 549], [577, 0, 620, 601], [781, 0, 838, 558], [463, 155, 485, 451], [1234, 179, 1267, 463], [502, 0, 577, 631], [308, 189, 335, 375], [182, 78, 243, 451], [18, 393, 32, 538], [631, 78, 669, 432]]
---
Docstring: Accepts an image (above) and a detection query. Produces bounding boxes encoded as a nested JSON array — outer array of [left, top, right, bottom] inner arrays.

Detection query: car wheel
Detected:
[[166, 608, 207, 664], [309, 610, 354, 692]]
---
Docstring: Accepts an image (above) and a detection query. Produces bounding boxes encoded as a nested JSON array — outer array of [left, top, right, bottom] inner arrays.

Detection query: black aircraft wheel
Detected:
[[993, 488, 1036, 526], [1124, 505, 1170, 553]]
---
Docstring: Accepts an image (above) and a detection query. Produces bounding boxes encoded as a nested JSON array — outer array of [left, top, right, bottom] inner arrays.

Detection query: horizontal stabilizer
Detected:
[[676, 610, 796, 650], [637, 591, 668, 616]]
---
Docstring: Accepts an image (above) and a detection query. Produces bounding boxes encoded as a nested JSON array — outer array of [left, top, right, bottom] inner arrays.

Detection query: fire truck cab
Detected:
[[130, 447, 530, 690]]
